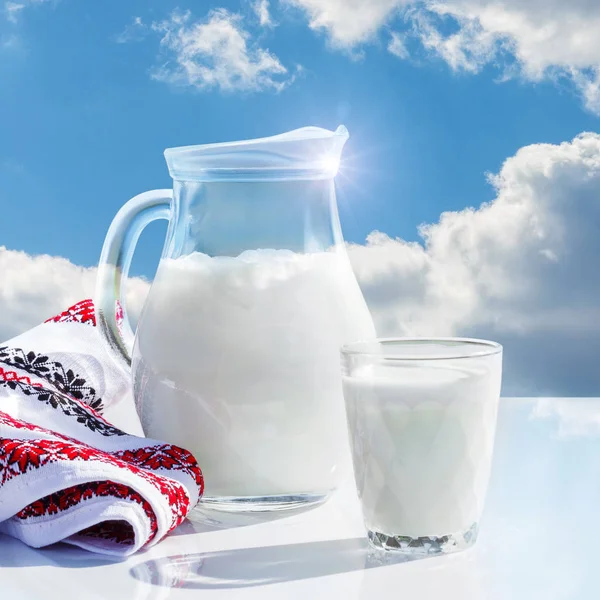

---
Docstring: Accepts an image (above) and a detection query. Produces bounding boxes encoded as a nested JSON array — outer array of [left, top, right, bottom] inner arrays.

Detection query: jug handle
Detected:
[[95, 189, 172, 371]]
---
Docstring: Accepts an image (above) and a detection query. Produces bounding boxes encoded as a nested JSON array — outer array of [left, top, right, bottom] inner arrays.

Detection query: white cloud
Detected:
[[5, 2, 25, 23], [532, 398, 600, 438], [4, 0, 50, 23], [413, 1, 600, 112], [571, 68, 600, 116], [1, 33, 18, 49], [348, 132, 600, 396], [423, 1, 600, 78], [252, 0, 273, 27], [388, 31, 409, 59], [115, 16, 148, 44], [287, 0, 411, 47], [0, 247, 149, 343], [152, 9, 294, 93], [410, 6, 501, 73], [289, 0, 600, 114]]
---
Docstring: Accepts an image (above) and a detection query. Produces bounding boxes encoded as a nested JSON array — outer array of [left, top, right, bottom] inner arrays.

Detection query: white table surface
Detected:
[[1, 397, 599, 599]]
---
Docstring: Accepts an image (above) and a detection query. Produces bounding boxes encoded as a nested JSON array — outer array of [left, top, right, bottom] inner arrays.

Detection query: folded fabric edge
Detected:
[[0, 460, 172, 540], [1, 497, 149, 556]]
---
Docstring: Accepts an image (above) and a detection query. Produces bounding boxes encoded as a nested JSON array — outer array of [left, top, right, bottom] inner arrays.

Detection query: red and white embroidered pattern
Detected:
[[0, 300, 204, 557], [18, 482, 152, 546], [0, 366, 42, 388], [45, 299, 96, 326]]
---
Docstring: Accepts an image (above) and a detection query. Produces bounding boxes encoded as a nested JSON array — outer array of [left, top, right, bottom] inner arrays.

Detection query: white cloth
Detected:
[[0, 300, 203, 556]]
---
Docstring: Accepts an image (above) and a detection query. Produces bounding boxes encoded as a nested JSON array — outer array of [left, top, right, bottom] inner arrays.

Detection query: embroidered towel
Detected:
[[0, 300, 203, 556]]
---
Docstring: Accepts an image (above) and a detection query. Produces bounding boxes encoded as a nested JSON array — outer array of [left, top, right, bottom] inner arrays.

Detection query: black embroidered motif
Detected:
[[0, 377, 125, 437], [0, 347, 103, 412]]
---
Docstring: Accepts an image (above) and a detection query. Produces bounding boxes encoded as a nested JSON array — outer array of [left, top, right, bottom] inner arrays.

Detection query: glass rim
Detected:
[[340, 337, 502, 361], [164, 125, 348, 182]]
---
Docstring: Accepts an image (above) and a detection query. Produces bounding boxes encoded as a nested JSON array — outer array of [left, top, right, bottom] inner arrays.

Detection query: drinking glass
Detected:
[[341, 338, 502, 554]]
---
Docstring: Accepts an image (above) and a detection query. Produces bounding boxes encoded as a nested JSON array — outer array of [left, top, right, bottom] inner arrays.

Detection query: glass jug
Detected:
[[96, 126, 376, 511]]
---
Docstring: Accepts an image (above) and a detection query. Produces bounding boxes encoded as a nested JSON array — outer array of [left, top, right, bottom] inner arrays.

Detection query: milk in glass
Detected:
[[343, 354, 501, 538]]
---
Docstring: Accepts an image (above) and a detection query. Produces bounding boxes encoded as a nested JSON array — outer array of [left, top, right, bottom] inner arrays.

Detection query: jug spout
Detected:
[[164, 125, 349, 182], [310, 124, 349, 176]]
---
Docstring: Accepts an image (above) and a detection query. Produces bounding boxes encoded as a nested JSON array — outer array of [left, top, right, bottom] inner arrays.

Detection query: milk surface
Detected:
[[343, 357, 501, 537], [132, 249, 376, 498]]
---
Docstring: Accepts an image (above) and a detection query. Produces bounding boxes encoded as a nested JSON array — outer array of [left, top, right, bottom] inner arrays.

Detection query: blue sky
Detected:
[[2, 0, 598, 278], [2, 0, 600, 395]]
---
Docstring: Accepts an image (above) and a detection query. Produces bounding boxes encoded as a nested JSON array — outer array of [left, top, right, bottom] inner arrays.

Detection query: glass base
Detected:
[[367, 522, 479, 555], [197, 491, 332, 513]]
